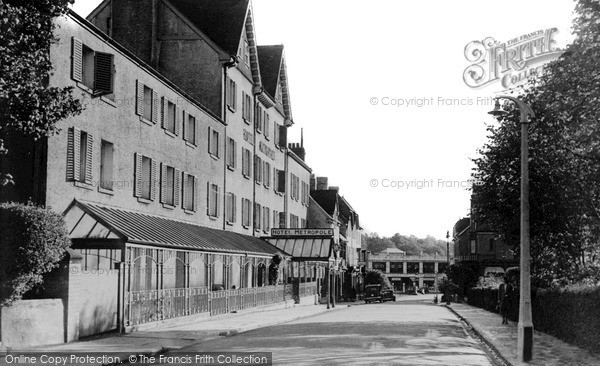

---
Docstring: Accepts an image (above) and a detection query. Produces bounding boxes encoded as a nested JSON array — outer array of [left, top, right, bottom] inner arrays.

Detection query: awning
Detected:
[[265, 237, 333, 261], [64, 200, 280, 256]]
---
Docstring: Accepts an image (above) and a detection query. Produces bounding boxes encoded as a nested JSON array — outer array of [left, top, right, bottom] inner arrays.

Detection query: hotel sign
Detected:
[[270, 228, 334, 237]]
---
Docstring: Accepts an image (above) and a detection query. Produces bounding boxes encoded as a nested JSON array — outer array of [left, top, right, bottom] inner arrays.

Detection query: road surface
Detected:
[[169, 298, 495, 365]]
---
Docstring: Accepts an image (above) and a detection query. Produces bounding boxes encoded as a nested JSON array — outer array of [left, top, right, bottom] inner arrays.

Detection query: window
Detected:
[[254, 203, 262, 231], [273, 210, 279, 229], [227, 138, 236, 170], [71, 37, 114, 97], [226, 192, 236, 224], [136, 81, 158, 124], [254, 156, 263, 184], [300, 218, 306, 229], [263, 207, 270, 233], [208, 127, 220, 158], [182, 173, 198, 212], [184, 113, 197, 145], [100, 140, 114, 191], [207, 183, 220, 218], [275, 123, 287, 147], [242, 198, 251, 228], [290, 214, 299, 228], [242, 148, 252, 178], [242, 92, 252, 123], [470, 240, 477, 254], [134, 153, 157, 201], [423, 263, 435, 274], [263, 111, 270, 139], [264, 162, 271, 188], [275, 169, 286, 193], [160, 164, 179, 207], [390, 262, 403, 274], [67, 127, 93, 184], [162, 98, 179, 135], [279, 212, 286, 228], [372, 262, 386, 271], [255, 103, 262, 133], [227, 77, 237, 111]]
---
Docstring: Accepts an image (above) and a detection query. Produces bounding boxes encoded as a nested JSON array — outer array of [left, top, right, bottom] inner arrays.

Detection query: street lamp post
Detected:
[[446, 230, 450, 271], [488, 96, 535, 362]]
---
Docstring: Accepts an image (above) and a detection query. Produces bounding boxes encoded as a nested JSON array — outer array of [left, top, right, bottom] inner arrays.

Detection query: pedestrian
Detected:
[[498, 276, 513, 324]]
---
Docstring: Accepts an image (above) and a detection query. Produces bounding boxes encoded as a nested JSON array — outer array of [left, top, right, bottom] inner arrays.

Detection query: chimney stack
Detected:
[[309, 174, 317, 191], [316, 177, 328, 190]]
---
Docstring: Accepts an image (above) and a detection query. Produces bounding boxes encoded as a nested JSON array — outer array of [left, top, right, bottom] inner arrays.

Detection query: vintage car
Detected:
[[365, 284, 396, 303]]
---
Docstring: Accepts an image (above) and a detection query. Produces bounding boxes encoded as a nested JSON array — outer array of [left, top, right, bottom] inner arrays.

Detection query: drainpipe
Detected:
[[252, 85, 263, 237], [222, 56, 237, 230]]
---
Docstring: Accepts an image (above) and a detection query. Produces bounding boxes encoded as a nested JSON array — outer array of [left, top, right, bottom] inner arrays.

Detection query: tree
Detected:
[[0, 202, 70, 306], [0, 0, 82, 186], [364, 269, 392, 289], [471, 0, 600, 287], [363, 233, 394, 254]]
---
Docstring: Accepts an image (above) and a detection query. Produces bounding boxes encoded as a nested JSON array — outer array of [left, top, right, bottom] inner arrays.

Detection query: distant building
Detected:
[[308, 178, 363, 300], [453, 215, 517, 276], [367, 251, 448, 292]]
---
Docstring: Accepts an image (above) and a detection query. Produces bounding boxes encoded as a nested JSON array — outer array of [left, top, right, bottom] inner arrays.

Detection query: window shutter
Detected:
[[71, 37, 83, 83], [161, 97, 167, 129], [174, 168, 181, 207], [67, 127, 80, 181], [85, 133, 94, 183], [232, 194, 236, 222], [193, 176, 199, 212], [273, 167, 277, 190], [150, 158, 158, 201], [175, 107, 182, 136], [193, 115, 198, 145], [182, 111, 187, 141], [207, 127, 212, 155], [160, 163, 167, 204], [206, 182, 211, 216], [134, 153, 142, 197], [152, 90, 159, 124], [182, 172, 187, 209], [136, 80, 144, 116], [217, 186, 221, 217], [93, 52, 114, 95]]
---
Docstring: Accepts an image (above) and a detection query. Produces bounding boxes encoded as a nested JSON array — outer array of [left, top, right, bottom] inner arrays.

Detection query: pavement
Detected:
[[1, 302, 345, 365], [447, 302, 600, 366]]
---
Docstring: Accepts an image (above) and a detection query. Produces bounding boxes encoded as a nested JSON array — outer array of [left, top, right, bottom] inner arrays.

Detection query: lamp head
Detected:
[[488, 100, 508, 118]]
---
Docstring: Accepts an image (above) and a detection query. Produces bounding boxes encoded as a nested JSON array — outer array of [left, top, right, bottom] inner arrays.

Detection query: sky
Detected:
[[71, 0, 576, 240]]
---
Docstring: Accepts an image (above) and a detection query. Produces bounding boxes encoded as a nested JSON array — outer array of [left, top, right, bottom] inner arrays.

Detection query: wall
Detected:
[[48, 14, 225, 229], [0, 300, 64, 347]]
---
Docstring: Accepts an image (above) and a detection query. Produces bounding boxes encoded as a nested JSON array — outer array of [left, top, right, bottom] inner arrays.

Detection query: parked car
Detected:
[[365, 284, 396, 303]]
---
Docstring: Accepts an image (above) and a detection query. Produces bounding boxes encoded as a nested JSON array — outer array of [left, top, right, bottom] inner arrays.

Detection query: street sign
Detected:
[[270, 228, 334, 237]]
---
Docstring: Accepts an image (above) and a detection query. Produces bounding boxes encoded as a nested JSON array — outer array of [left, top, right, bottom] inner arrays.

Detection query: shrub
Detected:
[[467, 284, 600, 354], [0, 202, 70, 306]]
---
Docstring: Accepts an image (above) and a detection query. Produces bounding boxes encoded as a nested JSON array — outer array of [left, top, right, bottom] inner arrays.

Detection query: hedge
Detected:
[[467, 286, 600, 354], [0, 202, 70, 306]]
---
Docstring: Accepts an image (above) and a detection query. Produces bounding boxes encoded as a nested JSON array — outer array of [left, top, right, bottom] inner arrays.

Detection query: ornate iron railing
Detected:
[[125, 285, 285, 326]]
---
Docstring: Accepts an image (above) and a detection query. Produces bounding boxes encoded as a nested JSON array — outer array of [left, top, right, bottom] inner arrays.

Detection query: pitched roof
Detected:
[[257, 45, 283, 97], [167, 0, 250, 55], [65, 200, 280, 256], [310, 190, 338, 217]]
